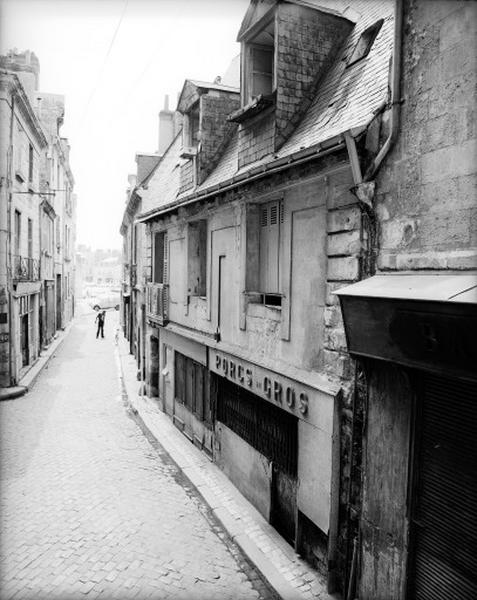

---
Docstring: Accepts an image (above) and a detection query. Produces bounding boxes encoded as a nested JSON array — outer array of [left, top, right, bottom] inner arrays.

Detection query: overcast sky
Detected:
[[0, 0, 249, 250]]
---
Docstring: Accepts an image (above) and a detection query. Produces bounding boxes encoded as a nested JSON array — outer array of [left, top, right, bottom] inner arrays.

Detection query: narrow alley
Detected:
[[0, 308, 277, 600]]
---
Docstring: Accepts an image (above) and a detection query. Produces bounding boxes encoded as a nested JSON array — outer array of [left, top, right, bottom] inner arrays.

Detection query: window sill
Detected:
[[227, 92, 276, 124], [180, 146, 198, 159]]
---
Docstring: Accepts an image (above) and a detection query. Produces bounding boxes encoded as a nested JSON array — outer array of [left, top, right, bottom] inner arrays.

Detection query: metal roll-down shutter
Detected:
[[410, 374, 477, 600]]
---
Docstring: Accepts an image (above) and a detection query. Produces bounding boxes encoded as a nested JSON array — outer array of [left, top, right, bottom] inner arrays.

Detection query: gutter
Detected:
[[137, 135, 347, 223]]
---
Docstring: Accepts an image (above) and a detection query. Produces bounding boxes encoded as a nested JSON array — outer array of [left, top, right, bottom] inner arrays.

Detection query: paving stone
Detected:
[[0, 314, 277, 600]]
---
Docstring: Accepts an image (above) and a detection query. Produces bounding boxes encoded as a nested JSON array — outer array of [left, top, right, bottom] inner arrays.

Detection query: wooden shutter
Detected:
[[153, 231, 168, 284], [259, 201, 281, 294], [163, 232, 169, 284], [409, 373, 477, 600]]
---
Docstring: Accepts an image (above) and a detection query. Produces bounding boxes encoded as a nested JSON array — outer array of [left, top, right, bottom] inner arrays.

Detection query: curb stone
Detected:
[[115, 336, 334, 600]]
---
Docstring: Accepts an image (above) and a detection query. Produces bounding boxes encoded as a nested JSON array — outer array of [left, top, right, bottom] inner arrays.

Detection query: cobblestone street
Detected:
[[0, 311, 277, 600]]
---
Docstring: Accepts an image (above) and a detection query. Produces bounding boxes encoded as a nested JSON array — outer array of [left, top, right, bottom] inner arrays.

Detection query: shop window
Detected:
[[153, 231, 167, 284], [347, 19, 384, 67], [258, 200, 283, 304], [174, 352, 212, 426], [188, 220, 207, 296], [216, 375, 297, 476]]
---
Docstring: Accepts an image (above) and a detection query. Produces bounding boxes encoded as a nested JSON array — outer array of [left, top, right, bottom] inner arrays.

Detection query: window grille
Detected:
[[217, 375, 297, 476]]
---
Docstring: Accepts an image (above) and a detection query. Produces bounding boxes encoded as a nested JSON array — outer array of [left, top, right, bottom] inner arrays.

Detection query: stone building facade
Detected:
[[0, 50, 76, 389], [121, 0, 476, 597], [337, 2, 477, 598]]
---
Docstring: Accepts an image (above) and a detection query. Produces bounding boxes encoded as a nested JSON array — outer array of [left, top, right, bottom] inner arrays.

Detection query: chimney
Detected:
[[158, 94, 174, 155], [0, 49, 40, 102], [127, 174, 137, 189]]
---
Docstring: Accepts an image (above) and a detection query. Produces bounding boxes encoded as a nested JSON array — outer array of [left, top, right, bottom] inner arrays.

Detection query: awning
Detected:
[[335, 273, 477, 304], [335, 273, 477, 381]]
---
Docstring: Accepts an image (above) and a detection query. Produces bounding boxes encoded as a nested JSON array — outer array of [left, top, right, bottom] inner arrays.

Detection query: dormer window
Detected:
[[188, 103, 200, 147], [242, 18, 275, 105], [181, 102, 200, 158], [248, 45, 274, 100], [347, 19, 384, 67]]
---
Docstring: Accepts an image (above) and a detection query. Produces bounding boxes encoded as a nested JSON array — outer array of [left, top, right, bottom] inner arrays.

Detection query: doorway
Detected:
[[20, 314, 29, 367], [56, 274, 62, 330]]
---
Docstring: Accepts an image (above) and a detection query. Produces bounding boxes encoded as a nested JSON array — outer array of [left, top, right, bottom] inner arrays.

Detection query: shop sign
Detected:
[[210, 349, 310, 420]]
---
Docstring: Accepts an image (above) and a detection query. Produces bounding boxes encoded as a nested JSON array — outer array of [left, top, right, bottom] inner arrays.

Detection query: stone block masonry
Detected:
[[375, 0, 477, 271]]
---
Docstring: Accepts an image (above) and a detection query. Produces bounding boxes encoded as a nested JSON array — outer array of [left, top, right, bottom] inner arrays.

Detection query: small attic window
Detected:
[[347, 19, 383, 67], [188, 104, 200, 147], [181, 102, 200, 158], [243, 18, 275, 105]]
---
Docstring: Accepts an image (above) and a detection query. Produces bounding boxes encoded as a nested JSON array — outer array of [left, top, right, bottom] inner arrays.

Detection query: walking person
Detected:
[[95, 310, 105, 339]]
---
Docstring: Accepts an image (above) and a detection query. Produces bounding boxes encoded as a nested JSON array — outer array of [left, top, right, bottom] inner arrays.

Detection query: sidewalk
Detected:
[[0, 323, 73, 401], [116, 334, 334, 600]]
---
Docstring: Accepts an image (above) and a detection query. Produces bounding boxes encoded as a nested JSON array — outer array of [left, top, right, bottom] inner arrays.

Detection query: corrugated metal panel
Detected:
[[410, 374, 477, 600]]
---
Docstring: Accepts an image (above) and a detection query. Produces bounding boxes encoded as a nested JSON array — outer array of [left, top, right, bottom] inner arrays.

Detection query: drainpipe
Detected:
[[365, 0, 403, 181], [340, 3, 404, 598]]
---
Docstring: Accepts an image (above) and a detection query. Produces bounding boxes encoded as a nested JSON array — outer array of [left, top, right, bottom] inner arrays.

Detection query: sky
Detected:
[[0, 0, 249, 250]]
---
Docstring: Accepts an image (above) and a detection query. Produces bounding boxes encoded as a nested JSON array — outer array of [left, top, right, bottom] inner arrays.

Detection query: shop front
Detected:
[[159, 328, 213, 457], [12, 282, 41, 383], [210, 348, 340, 569], [337, 273, 477, 600]]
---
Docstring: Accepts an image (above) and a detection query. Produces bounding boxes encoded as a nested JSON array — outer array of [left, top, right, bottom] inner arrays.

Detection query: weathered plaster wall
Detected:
[[375, 0, 477, 271], [215, 423, 272, 520]]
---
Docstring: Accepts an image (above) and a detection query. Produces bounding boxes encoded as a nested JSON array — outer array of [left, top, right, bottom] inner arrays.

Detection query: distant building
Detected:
[[120, 97, 179, 370], [75, 246, 121, 290], [0, 49, 76, 387]]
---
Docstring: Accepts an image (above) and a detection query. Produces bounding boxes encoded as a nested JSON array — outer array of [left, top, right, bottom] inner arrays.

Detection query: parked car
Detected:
[[89, 290, 120, 311]]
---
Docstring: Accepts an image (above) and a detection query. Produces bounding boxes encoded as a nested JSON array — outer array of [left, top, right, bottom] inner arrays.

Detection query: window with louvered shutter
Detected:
[[153, 231, 167, 283], [259, 200, 282, 294]]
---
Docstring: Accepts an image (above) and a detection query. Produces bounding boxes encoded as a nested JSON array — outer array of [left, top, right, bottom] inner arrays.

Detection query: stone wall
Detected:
[[237, 111, 275, 169], [198, 92, 239, 184], [375, 0, 477, 271]]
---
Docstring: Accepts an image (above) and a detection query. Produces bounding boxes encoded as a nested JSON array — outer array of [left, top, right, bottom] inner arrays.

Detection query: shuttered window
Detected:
[[153, 231, 168, 283], [174, 352, 212, 427], [259, 200, 283, 294], [409, 373, 477, 600], [188, 220, 207, 296]]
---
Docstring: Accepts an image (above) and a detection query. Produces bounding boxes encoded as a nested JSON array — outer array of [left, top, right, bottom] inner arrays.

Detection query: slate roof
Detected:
[[138, 0, 395, 218], [188, 0, 394, 196], [188, 80, 239, 94], [139, 133, 183, 215]]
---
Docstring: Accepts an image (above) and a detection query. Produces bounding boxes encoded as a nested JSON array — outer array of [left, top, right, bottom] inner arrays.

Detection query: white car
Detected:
[[90, 290, 120, 311]]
